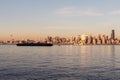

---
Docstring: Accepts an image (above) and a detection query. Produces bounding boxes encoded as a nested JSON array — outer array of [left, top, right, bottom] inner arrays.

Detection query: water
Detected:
[[0, 45, 120, 80]]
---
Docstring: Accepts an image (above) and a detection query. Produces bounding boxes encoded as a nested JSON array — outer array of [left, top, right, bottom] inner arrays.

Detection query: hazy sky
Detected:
[[0, 0, 120, 40]]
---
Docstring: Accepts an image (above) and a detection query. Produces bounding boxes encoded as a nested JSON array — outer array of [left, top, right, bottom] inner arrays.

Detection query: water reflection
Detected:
[[0, 45, 120, 80], [110, 45, 115, 68]]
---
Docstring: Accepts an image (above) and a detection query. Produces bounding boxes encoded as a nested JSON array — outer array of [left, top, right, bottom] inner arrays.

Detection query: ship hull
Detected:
[[16, 43, 53, 46]]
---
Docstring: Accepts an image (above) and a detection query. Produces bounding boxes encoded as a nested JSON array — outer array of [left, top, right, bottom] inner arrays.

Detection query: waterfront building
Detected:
[[76, 35, 81, 43], [87, 35, 92, 44], [81, 35, 88, 41], [97, 34, 102, 45], [66, 37, 70, 43], [106, 36, 109, 40], [60, 38, 66, 44], [72, 37, 76, 42], [115, 39, 119, 44], [97, 39, 102, 45], [97, 34, 101, 40], [54, 36, 60, 44], [102, 35, 106, 44], [81, 35, 88, 44], [111, 39, 115, 44], [92, 37, 97, 45], [47, 36, 53, 43]]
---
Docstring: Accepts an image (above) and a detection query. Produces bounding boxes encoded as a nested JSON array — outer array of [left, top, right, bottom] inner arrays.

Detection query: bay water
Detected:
[[0, 45, 120, 80]]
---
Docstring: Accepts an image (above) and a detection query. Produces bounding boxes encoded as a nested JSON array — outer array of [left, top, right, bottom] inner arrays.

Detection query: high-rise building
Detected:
[[92, 37, 97, 45], [97, 34, 102, 44], [111, 29, 115, 40], [87, 35, 92, 44], [102, 35, 106, 44]]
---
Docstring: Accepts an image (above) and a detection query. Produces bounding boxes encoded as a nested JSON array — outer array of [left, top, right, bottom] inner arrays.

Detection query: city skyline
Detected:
[[0, 29, 119, 41], [1, 0, 120, 40], [1, 29, 120, 45]]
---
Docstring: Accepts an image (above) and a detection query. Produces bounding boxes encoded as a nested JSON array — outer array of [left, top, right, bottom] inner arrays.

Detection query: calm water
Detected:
[[0, 45, 120, 80]]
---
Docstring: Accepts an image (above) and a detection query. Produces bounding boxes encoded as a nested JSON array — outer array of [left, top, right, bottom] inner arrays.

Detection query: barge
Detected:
[[16, 43, 53, 46]]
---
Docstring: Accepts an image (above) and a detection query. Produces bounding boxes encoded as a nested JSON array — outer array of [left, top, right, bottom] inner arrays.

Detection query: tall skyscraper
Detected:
[[111, 29, 115, 40]]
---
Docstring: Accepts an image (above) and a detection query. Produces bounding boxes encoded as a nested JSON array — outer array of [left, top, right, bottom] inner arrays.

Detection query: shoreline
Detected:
[[0, 44, 120, 46]]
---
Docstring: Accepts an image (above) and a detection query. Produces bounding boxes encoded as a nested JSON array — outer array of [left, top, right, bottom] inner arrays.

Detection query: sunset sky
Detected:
[[0, 0, 120, 40]]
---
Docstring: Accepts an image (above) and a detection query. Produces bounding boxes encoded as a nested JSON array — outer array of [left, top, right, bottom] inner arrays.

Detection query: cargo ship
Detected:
[[16, 43, 53, 46]]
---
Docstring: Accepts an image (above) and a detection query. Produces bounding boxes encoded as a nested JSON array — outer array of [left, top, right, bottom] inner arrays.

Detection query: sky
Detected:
[[0, 0, 120, 40]]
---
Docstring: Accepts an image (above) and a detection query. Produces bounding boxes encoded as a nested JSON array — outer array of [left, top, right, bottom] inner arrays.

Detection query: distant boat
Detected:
[[16, 43, 53, 46]]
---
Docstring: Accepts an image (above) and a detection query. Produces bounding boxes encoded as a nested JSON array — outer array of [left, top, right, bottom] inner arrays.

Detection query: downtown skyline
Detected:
[[1, 29, 120, 45], [1, 0, 120, 40]]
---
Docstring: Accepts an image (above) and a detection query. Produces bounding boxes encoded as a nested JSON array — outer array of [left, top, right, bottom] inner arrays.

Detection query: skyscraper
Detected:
[[111, 29, 115, 40]]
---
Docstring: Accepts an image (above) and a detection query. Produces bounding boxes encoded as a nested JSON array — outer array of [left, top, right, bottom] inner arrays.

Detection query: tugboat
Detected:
[[16, 42, 53, 46]]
